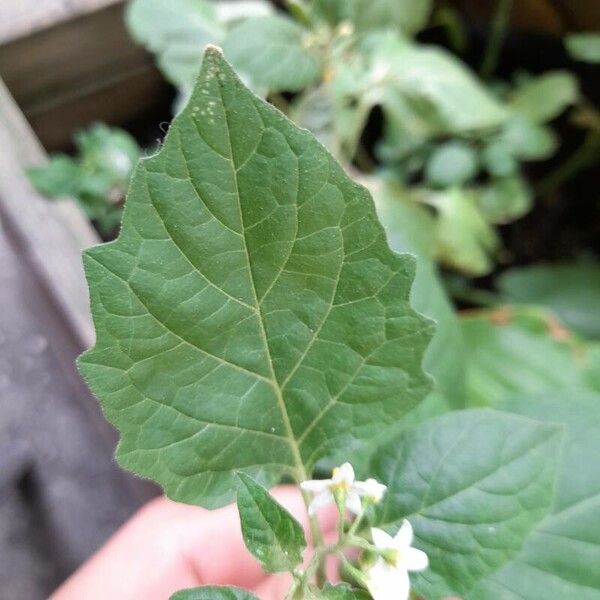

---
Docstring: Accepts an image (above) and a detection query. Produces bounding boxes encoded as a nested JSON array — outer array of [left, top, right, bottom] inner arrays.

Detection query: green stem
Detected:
[[300, 488, 327, 586], [535, 130, 600, 197], [480, 0, 513, 79]]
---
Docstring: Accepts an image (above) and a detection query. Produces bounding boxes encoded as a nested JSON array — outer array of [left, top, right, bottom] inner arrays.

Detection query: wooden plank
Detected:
[[0, 0, 121, 44], [0, 78, 99, 348], [0, 2, 167, 151]]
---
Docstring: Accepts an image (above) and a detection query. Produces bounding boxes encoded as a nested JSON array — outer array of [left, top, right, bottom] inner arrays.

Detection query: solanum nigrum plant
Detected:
[[79, 48, 567, 600]]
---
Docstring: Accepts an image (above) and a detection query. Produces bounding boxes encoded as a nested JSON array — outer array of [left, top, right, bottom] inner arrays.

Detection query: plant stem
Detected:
[[480, 0, 513, 79], [535, 130, 600, 196], [300, 488, 327, 586]]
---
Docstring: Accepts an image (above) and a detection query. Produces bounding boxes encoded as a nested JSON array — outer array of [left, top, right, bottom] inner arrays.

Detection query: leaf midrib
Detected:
[[217, 81, 308, 482]]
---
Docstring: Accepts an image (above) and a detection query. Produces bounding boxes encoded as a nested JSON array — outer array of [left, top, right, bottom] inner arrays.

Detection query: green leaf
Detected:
[[461, 309, 589, 407], [371, 180, 465, 406], [171, 587, 259, 600], [79, 48, 433, 508], [127, 0, 272, 106], [430, 188, 500, 276], [311, 0, 432, 35], [127, 0, 223, 99], [469, 390, 600, 599], [482, 139, 518, 177], [27, 155, 82, 198], [500, 115, 558, 160], [348, 33, 507, 163], [311, 583, 370, 599], [498, 263, 600, 339], [222, 15, 321, 92], [477, 176, 532, 224], [237, 473, 306, 572], [371, 409, 564, 598], [425, 140, 478, 188], [510, 71, 578, 123], [565, 33, 600, 64]]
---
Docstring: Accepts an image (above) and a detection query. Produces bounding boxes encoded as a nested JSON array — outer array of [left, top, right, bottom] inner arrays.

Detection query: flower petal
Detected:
[[300, 479, 331, 493], [367, 560, 410, 600], [354, 478, 387, 501], [333, 462, 355, 484], [371, 527, 394, 549], [404, 547, 429, 572], [308, 489, 333, 515], [346, 491, 363, 515], [393, 519, 414, 550]]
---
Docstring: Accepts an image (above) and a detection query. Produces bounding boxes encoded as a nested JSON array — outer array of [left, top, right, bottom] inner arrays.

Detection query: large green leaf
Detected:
[[79, 48, 433, 508], [371, 409, 564, 598], [470, 390, 600, 599], [171, 587, 259, 600], [222, 15, 321, 92], [461, 309, 590, 407], [237, 473, 306, 572], [498, 263, 600, 339]]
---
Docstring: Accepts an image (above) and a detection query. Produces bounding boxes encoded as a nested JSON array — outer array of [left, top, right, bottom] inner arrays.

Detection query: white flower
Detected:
[[300, 463, 387, 515], [365, 521, 429, 600]]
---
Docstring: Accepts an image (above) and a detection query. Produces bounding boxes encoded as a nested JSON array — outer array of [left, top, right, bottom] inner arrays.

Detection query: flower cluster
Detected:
[[301, 463, 429, 600]]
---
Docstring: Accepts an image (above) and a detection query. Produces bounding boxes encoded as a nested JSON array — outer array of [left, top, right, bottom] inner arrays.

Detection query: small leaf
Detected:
[[312, 0, 432, 35], [500, 115, 557, 160], [127, 0, 223, 99], [565, 33, 600, 64], [481, 139, 518, 177], [430, 188, 500, 276], [171, 587, 259, 600], [470, 390, 600, 599], [498, 263, 600, 339], [27, 155, 82, 198], [79, 48, 433, 508], [477, 176, 532, 224], [222, 15, 321, 91], [371, 409, 564, 598], [237, 473, 306, 572], [425, 140, 478, 187], [510, 71, 578, 123]]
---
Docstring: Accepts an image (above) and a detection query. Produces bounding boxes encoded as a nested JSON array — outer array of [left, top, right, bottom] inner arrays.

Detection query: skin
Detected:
[[51, 486, 338, 600]]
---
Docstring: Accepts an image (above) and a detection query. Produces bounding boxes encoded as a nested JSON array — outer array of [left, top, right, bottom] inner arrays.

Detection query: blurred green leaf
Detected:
[[127, 0, 272, 106], [425, 140, 478, 187], [372, 409, 563, 598], [482, 139, 518, 177], [565, 33, 600, 64], [501, 115, 558, 160], [510, 71, 578, 123], [311, 583, 369, 599], [430, 188, 500, 276], [470, 390, 600, 599], [237, 473, 306, 572], [127, 0, 223, 100], [477, 175, 532, 224], [461, 309, 590, 407], [371, 179, 465, 406], [223, 15, 321, 91], [498, 263, 600, 339], [27, 156, 81, 198], [312, 0, 432, 35]]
